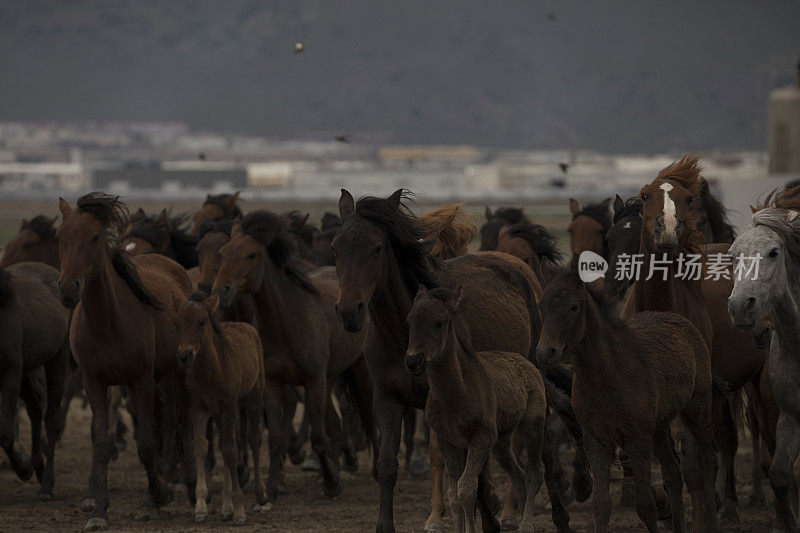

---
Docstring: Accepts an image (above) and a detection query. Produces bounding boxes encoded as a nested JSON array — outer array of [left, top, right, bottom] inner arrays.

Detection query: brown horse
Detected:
[[212, 210, 376, 508], [56, 193, 193, 530], [408, 286, 549, 533], [332, 189, 572, 533], [537, 258, 718, 532], [623, 154, 767, 523], [172, 292, 266, 525], [120, 210, 199, 269], [422, 203, 476, 259], [285, 210, 319, 263], [479, 206, 530, 251], [495, 222, 563, 283], [190, 192, 242, 235], [1, 215, 60, 268], [0, 261, 70, 500], [568, 198, 611, 257], [311, 212, 342, 267]]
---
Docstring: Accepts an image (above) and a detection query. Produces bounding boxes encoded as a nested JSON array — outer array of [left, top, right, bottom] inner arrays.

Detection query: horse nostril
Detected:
[[334, 303, 339, 314], [223, 285, 231, 294], [356, 302, 365, 313], [746, 297, 756, 310]]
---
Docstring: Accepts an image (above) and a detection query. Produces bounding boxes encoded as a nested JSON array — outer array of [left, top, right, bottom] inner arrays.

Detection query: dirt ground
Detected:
[[0, 399, 778, 532]]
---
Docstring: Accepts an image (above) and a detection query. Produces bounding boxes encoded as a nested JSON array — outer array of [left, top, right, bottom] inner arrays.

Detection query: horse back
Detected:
[[219, 321, 265, 396], [133, 254, 193, 296]]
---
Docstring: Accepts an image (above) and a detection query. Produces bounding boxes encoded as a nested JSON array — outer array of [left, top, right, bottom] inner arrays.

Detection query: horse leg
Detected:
[[540, 421, 573, 533], [424, 428, 447, 532], [374, 391, 404, 533], [243, 389, 267, 509], [218, 408, 246, 525], [624, 435, 659, 533], [285, 385, 306, 465], [438, 438, 467, 533], [745, 381, 766, 507], [769, 413, 800, 532], [264, 379, 287, 508], [82, 377, 112, 530], [547, 416, 574, 505], [347, 356, 379, 477], [20, 376, 44, 483], [498, 433, 521, 529], [402, 408, 415, 472], [130, 376, 173, 521], [324, 383, 344, 471], [236, 405, 250, 488], [715, 397, 741, 524], [653, 427, 685, 533], [39, 346, 68, 500], [410, 409, 431, 475], [518, 414, 546, 533], [191, 408, 211, 522], [457, 431, 493, 533], [204, 419, 216, 473], [306, 377, 341, 497], [492, 434, 527, 530], [585, 433, 613, 533], [0, 367, 33, 481], [680, 392, 718, 533]]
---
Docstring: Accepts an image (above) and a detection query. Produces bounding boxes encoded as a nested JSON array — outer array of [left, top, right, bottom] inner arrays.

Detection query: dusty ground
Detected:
[[0, 399, 778, 532]]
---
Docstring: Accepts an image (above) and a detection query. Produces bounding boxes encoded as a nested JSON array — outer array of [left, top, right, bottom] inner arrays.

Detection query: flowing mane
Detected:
[[197, 218, 236, 238], [699, 179, 736, 243], [285, 210, 319, 245], [22, 215, 57, 240], [204, 193, 243, 219], [127, 211, 199, 268], [653, 155, 707, 258], [572, 202, 611, 233], [353, 190, 440, 292], [239, 211, 318, 294], [750, 185, 800, 260], [422, 203, 476, 258], [491, 207, 529, 224], [321, 212, 342, 233], [613, 197, 642, 224], [505, 222, 563, 263], [75, 193, 162, 309]]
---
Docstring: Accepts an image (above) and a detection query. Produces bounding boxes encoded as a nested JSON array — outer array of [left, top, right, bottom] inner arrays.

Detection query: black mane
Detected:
[[239, 211, 318, 295], [321, 212, 342, 233], [22, 215, 57, 240], [573, 202, 611, 233], [285, 210, 319, 246], [699, 179, 736, 243], [352, 190, 440, 293], [127, 211, 199, 269], [505, 222, 563, 263], [75, 193, 162, 310], [0, 267, 13, 307], [612, 197, 642, 224], [197, 218, 236, 238], [492, 207, 529, 224], [204, 194, 243, 219]]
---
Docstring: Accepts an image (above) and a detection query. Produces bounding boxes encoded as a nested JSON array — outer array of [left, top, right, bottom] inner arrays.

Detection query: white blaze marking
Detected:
[[125, 242, 136, 251], [659, 182, 677, 237], [623, 221, 632, 229], [789, 210, 799, 221]]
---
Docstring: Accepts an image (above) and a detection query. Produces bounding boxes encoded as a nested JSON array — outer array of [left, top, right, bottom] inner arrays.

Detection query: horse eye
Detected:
[[246, 252, 257, 260], [91, 234, 100, 242], [641, 194, 649, 201], [769, 248, 779, 258], [434, 319, 443, 328], [199, 319, 206, 327], [686, 197, 693, 205], [570, 303, 579, 312], [374, 245, 384, 255]]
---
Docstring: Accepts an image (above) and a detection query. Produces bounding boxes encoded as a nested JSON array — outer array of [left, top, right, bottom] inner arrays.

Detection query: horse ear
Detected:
[[204, 294, 219, 315], [485, 206, 493, 220], [569, 198, 581, 215], [301, 213, 310, 226], [231, 218, 243, 238], [750, 204, 758, 214], [570, 253, 581, 277], [339, 189, 355, 221], [613, 195, 624, 215], [388, 189, 403, 209], [540, 257, 556, 286], [601, 197, 612, 212], [157, 208, 168, 222], [225, 191, 241, 208], [170, 293, 182, 314], [58, 197, 72, 219]]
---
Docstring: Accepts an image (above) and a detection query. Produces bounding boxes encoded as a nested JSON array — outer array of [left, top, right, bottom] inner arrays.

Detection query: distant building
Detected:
[[768, 58, 800, 174], [94, 162, 247, 194], [0, 156, 88, 192]]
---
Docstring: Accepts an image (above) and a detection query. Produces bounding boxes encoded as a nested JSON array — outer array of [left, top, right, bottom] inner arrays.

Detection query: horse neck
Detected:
[[571, 298, 615, 385], [368, 249, 414, 352], [252, 262, 309, 344], [633, 246, 679, 312], [427, 326, 469, 402], [195, 332, 225, 382], [81, 249, 127, 330], [770, 258, 800, 351]]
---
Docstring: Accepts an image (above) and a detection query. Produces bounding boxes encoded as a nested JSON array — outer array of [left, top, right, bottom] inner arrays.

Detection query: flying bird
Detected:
[[334, 135, 350, 143], [294, 36, 306, 54], [548, 13, 557, 22], [559, 162, 569, 174], [198, 152, 206, 161]]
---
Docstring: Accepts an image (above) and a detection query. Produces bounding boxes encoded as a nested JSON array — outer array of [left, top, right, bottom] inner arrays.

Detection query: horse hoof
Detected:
[[16, 463, 34, 482], [407, 458, 431, 477], [301, 455, 321, 472], [134, 505, 159, 522], [289, 448, 307, 465], [573, 473, 593, 503], [253, 502, 273, 512], [173, 483, 187, 494], [323, 478, 343, 498], [500, 517, 517, 531], [342, 453, 359, 473], [82, 498, 96, 512], [221, 511, 233, 522], [423, 523, 444, 532], [85, 517, 108, 531], [194, 513, 207, 523], [235, 515, 246, 526]]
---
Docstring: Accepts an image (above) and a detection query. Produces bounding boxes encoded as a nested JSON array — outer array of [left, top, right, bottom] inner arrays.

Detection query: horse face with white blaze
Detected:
[[639, 178, 696, 255], [728, 209, 799, 330]]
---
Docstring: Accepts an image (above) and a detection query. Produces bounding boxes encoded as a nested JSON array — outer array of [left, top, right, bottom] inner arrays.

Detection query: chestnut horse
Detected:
[[623, 155, 767, 523], [332, 189, 573, 533], [495, 222, 563, 283], [422, 203, 476, 260], [190, 192, 242, 235], [212, 211, 377, 508], [57, 193, 193, 530], [0, 261, 70, 500], [568, 198, 611, 257], [1, 215, 60, 268]]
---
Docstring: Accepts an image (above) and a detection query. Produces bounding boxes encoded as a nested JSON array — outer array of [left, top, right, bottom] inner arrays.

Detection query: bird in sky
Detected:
[[548, 13, 557, 22], [294, 36, 306, 54], [334, 134, 351, 143], [559, 162, 569, 174]]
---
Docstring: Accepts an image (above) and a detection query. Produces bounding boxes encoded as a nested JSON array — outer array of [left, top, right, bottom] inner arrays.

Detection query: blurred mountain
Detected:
[[0, 0, 798, 152]]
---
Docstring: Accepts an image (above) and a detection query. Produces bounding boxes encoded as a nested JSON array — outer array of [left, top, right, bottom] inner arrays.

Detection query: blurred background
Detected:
[[0, 0, 799, 242]]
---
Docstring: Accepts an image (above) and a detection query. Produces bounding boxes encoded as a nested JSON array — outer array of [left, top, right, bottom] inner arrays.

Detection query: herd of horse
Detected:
[[0, 153, 799, 532]]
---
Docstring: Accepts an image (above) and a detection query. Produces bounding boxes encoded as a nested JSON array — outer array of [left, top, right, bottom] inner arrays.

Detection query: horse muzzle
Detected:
[[727, 294, 758, 331], [213, 283, 236, 308], [58, 280, 81, 308], [177, 348, 196, 370], [335, 301, 366, 333], [404, 352, 426, 376], [535, 343, 561, 367]]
